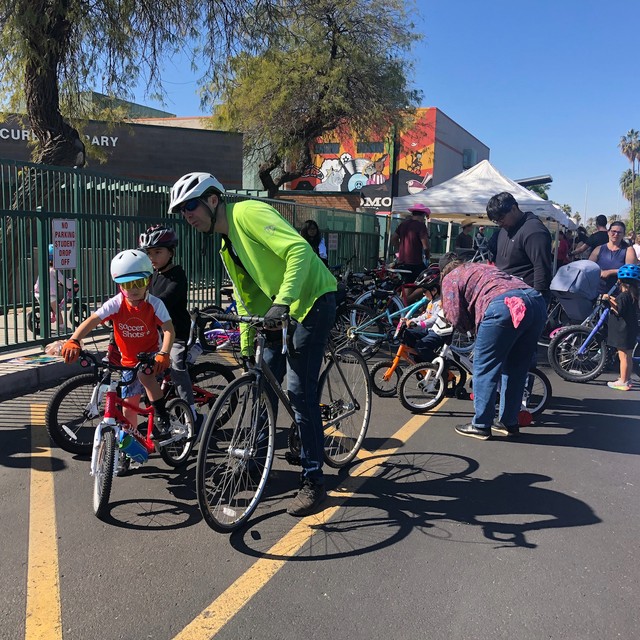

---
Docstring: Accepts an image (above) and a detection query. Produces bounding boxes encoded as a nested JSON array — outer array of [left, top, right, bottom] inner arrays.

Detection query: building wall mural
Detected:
[[288, 107, 436, 200]]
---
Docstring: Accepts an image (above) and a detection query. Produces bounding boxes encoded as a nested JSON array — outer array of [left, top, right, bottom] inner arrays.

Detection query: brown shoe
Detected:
[[287, 481, 327, 516]]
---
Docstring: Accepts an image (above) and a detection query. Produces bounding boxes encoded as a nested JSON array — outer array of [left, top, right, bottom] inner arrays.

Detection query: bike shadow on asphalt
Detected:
[[226, 450, 601, 559]]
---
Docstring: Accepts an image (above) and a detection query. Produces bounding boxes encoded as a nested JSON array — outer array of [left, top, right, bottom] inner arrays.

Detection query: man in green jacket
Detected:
[[169, 172, 337, 516]]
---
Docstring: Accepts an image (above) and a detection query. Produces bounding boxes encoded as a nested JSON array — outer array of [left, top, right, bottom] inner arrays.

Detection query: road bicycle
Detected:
[[397, 326, 552, 417], [46, 313, 235, 455], [195, 311, 372, 533], [85, 351, 196, 519]]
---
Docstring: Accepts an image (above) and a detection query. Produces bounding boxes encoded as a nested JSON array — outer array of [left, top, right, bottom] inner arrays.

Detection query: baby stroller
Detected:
[[540, 260, 601, 344]]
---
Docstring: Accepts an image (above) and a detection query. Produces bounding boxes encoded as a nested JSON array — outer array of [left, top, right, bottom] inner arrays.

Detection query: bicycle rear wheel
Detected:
[[93, 427, 115, 520], [159, 399, 195, 467], [319, 348, 372, 468], [398, 362, 446, 413], [46, 372, 102, 455], [521, 368, 552, 416], [548, 325, 608, 382], [331, 303, 383, 357], [196, 375, 275, 532]]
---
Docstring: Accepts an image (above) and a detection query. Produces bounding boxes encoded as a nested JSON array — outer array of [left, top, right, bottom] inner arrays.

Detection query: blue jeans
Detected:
[[472, 289, 547, 428], [264, 293, 336, 484]]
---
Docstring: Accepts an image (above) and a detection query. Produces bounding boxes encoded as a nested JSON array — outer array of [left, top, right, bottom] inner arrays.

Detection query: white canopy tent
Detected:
[[392, 160, 574, 229]]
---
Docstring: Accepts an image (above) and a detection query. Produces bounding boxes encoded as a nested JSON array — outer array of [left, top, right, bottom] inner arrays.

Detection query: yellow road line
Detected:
[[173, 405, 444, 640], [25, 404, 62, 640]]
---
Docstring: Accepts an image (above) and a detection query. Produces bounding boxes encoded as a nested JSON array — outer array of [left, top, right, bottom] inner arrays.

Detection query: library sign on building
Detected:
[[0, 115, 243, 188]]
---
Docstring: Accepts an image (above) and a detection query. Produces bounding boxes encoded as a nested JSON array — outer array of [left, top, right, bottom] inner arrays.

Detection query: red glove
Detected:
[[61, 339, 81, 364], [154, 351, 171, 374]]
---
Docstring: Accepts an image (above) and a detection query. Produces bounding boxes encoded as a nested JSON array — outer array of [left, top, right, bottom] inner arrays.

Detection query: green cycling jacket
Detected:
[[219, 200, 337, 353]]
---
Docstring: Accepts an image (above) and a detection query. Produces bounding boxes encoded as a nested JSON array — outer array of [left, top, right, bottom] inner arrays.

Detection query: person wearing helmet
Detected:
[[61, 250, 176, 436], [169, 172, 337, 517], [401, 266, 446, 362], [138, 225, 200, 427], [33, 242, 73, 332], [602, 263, 640, 391]]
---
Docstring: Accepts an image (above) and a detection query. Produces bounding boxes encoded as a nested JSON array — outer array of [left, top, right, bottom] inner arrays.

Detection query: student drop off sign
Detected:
[[52, 219, 77, 269]]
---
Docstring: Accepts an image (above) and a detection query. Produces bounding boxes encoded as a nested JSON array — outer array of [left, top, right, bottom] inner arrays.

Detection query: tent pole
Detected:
[[553, 221, 559, 274], [445, 221, 453, 253]]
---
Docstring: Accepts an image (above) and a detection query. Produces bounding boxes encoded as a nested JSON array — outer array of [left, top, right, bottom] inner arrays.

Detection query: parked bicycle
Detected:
[[28, 278, 88, 335], [195, 310, 372, 533], [397, 325, 552, 417]]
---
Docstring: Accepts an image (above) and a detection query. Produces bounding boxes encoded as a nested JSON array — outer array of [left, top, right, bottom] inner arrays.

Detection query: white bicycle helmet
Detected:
[[169, 172, 225, 213], [110, 250, 154, 283]]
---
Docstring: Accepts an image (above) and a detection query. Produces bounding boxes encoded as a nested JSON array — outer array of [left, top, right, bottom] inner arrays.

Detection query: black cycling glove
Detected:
[[264, 303, 290, 329]]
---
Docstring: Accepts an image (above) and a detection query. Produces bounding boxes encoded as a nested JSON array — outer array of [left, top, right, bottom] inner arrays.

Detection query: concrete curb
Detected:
[[0, 359, 85, 403]]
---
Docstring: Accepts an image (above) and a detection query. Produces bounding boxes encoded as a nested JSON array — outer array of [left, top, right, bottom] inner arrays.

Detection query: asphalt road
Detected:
[[1, 362, 639, 640]]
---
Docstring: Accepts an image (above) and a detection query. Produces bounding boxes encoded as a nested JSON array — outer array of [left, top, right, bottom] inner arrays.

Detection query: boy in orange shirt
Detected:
[[61, 250, 175, 437]]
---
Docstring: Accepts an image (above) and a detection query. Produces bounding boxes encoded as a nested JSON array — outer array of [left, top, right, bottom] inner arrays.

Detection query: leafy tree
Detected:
[[210, 0, 422, 197], [619, 129, 640, 228], [0, 1, 290, 166], [526, 183, 550, 200]]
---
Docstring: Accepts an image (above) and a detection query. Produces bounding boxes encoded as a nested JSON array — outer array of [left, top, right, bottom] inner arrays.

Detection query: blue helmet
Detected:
[[618, 263, 640, 283], [48, 244, 54, 260]]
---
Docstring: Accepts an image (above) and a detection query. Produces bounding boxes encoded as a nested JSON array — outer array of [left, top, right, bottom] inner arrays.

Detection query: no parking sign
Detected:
[[52, 219, 77, 269]]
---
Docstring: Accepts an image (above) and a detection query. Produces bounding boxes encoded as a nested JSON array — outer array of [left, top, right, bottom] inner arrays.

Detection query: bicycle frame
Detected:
[[348, 296, 428, 344], [251, 331, 361, 430], [90, 382, 155, 476]]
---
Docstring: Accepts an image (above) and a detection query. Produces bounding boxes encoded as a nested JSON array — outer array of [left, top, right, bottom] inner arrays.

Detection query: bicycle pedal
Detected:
[[284, 451, 302, 467]]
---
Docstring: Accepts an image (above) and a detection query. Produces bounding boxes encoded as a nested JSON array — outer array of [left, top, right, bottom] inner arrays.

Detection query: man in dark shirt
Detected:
[[486, 192, 553, 298], [455, 223, 473, 250], [391, 203, 431, 282], [570, 214, 608, 259]]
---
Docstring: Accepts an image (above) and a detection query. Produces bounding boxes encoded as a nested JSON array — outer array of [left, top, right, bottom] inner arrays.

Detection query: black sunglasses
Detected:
[[179, 198, 201, 214]]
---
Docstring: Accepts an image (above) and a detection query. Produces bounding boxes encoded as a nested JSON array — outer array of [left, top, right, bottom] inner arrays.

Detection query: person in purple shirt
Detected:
[[439, 253, 547, 440]]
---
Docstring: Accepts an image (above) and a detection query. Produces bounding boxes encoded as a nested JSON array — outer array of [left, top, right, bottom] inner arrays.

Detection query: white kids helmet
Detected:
[[169, 172, 225, 213], [110, 250, 154, 283]]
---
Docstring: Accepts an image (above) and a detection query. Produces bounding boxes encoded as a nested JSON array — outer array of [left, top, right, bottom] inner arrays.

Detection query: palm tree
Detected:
[[619, 129, 640, 227]]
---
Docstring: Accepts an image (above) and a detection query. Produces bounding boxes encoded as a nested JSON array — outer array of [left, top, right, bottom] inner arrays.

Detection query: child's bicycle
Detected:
[[45, 311, 235, 455], [397, 324, 552, 418], [28, 278, 88, 334], [83, 351, 196, 519], [195, 310, 372, 533]]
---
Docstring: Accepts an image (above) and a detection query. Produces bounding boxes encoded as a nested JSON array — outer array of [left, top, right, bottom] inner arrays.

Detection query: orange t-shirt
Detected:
[[95, 292, 171, 367]]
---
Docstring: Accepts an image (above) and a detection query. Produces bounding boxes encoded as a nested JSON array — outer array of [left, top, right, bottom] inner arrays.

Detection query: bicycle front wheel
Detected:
[[370, 359, 402, 397], [93, 428, 115, 520], [398, 362, 446, 413], [548, 325, 608, 382], [319, 348, 372, 468], [196, 374, 275, 533], [46, 372, 102, 455]]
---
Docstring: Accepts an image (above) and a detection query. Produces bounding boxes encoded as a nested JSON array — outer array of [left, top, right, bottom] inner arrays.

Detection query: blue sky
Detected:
[[138, 0, 639, 222]]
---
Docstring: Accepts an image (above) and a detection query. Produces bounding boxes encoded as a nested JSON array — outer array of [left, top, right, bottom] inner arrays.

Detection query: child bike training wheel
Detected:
[[319, 347, 372, 468], [93, 427, 116, 520], [159, 398, 196, 467], [196, 374, 275, 532], [398, 362, 446, 413]]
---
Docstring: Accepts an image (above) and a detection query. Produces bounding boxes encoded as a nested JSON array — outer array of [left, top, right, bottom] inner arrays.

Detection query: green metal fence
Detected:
[[0, 158, 380, 352]]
